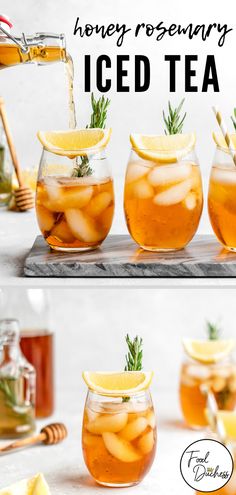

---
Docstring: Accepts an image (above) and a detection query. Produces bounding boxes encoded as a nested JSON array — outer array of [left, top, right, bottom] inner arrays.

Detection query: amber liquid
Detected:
[[82, 402, 156, 486], [124, 161, 203, 250], [208, 165, 236, 250], [180, 361, 236, 428], [36, 176, 114, 251], [0, 43, 66, 68], [20, 332, 54, 418]]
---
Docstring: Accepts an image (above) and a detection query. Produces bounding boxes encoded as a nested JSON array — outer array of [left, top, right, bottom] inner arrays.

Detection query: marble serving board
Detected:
[[23, 234, 236, 278]]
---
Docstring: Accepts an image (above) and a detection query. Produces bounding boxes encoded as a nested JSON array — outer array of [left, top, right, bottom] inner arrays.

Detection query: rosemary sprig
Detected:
[[123, 335, 143, 402], [124, 334, 143, 371], [0, 377, 17, 408], [72, 93, 111, 178], [87, 93, 111, 129], [163, 98, 186, 135], [206, 321, 221, 341], [231, 108, 236, 131]]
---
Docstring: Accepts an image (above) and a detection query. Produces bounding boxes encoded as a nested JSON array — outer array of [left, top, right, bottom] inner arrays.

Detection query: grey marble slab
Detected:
[[23, 235, 236, 278]]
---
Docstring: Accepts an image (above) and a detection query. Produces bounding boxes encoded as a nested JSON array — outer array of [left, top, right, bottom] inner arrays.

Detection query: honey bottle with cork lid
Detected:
[[0, 318, 36, 438], [0, 288, 54, 419]]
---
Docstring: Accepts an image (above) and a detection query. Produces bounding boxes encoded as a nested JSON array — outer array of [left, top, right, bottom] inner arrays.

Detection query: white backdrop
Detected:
[[0, 0, 236, 235]]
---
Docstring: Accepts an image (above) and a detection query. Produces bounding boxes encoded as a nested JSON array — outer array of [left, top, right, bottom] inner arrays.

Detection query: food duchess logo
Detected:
[[180, 439, 234, 492], [73, 18, 233, 93]]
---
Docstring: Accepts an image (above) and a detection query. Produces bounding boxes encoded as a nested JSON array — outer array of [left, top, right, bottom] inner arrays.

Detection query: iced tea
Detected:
[[36, 176, 114, 251], [82, 398, 156, 486], [180, 360, 236, 429], [208, 162, 236, 251], [124, 155, 203, 251]]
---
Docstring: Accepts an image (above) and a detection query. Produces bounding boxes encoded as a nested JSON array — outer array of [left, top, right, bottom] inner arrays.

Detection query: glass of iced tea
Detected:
[[82, 390, 157, 487], [36, 147, 114, 252], [124, 147, 203, 251], [208, 146, 236, 251], [179, 343, 236, 429]]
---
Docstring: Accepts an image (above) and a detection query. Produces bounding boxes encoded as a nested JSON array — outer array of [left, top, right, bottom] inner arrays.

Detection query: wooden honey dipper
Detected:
[[0, 97, 34, 211], [0, 423, 67, 454]]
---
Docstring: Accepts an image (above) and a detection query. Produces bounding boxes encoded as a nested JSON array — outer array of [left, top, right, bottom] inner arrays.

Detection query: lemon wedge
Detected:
[[37, 128, 112, 157], [216, 411, 236, 440], [130, 133, 196, 164], [0, 474, 50, 495], [183, 339, 235, 364], [82, 371, 153, 396], [213, 132, 236, 150]]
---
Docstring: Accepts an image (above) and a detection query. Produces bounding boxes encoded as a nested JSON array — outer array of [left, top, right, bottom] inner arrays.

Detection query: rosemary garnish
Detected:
[[125, 335, 143, 371], [0, 377, 18, 409], [206, 321, 221, 341], [123, 334, 143, 402], [72, 93, 111, 178], [231, 108, 236, 131], [163, 98, 186, 135], [87, 93, 111, 129]]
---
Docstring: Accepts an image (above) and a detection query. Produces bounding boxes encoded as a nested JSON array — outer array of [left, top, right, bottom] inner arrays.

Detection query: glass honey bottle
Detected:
[[0, 318, 36, 439]]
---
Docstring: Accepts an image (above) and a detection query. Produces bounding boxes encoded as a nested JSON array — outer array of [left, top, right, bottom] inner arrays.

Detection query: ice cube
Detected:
[[86, 412, 128, 434], [126, 161, 151, 184], [86, 407, 99, 422], [65, 209, 104, 243], [85, 192, 112, 217], [130, 178, 154, 199], [153, 179, 192, 206], [60, 185, 93, 209], [51, 219, 74, 243], [120, 417, 148, 441], [183, 192, 197, 210], [148, 162, 192, 186], [138, 430, 154, 455], [211, 168, 236, 185], [186, 365, 211, 380], [102, 432, 142, 462], [146, 410, 156, 429], [211, 376, 226, 393], [36, 205, 54, 232], [44, 177, 93, 211]]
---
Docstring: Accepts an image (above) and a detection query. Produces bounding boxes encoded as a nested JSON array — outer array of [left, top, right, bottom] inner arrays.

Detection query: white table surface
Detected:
[[0, 390, 197, 495], [0, 208, 236, 287]]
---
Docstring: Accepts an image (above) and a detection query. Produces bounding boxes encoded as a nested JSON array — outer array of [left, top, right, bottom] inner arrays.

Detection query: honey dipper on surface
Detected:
[[0, 423, 68, 454], [0, 97, 34, 211]]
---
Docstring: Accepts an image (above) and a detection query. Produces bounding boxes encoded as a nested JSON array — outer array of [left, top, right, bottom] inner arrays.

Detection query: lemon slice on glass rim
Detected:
[[182, 339, 235, 364], [130, 132, 196, 164], [82, 371, 154, 396], [213, 132, 236, 150], [37, 128, 112, 158]]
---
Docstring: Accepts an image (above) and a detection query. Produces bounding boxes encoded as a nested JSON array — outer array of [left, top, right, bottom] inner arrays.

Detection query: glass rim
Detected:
[[42, 146, 107, 156], [87, 388, 150, 399], [131, 146, 196, 154]]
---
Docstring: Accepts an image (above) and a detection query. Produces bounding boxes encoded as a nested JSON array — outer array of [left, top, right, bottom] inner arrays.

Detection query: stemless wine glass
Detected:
[[179, 351, 236, 429], [124, 148, 203, 251], [208, 146, 236, 251], [36, 147, 114, 252], [82, 390, 157, 487]]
